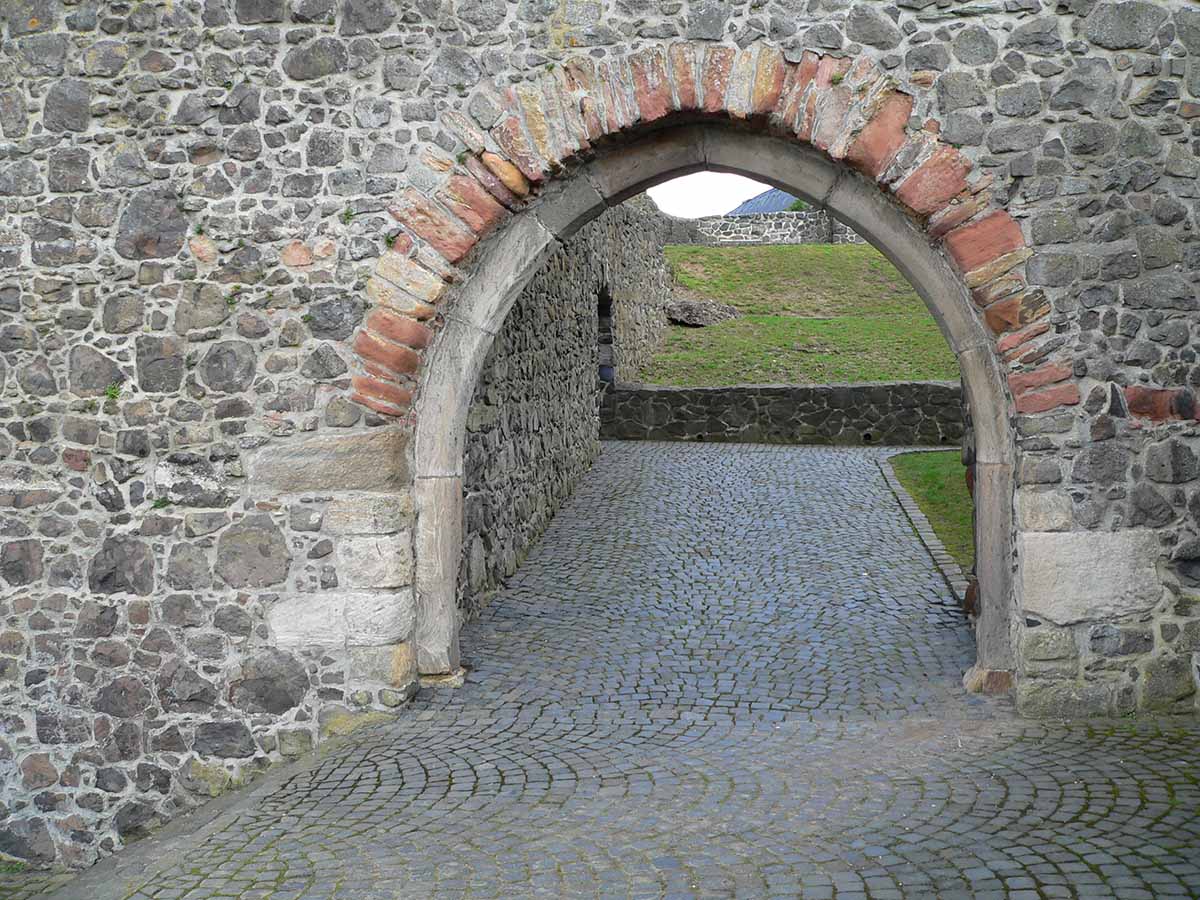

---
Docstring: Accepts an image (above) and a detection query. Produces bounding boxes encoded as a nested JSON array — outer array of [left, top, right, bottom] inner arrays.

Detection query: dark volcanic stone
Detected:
[[1, 539, 43, 585], [157, 659, 218, 712], [136, 335, 185, 393], [95, 675, 152, 718], [0, 817, 55, 866], [89, 536, 155, 595], [230, 649, 310, 714], [193, 721, 256, 757], [115, 189, 189, 260], [215, 514, 290, 588], [282, 37, 348, 81], [68, 345, 124, 398], [198, 341, 257, 393], [43, 78, 91, 132], [307, 297, 365, 340]]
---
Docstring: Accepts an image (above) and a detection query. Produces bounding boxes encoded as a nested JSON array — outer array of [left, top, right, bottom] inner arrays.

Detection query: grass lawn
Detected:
[[889, 450, 975, 571], [640, 244, 959, 386]]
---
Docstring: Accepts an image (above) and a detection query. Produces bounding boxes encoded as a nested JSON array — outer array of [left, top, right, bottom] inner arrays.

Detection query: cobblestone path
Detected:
[[37, 444, 1200, 899]]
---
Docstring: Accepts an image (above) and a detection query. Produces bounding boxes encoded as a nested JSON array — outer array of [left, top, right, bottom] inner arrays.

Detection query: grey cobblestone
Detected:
[[33, 443, 1200, 899]]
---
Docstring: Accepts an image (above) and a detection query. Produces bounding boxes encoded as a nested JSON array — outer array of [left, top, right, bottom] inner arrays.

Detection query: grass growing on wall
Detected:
[[640, 244, 959, 386], [889, 450, 975, 571]]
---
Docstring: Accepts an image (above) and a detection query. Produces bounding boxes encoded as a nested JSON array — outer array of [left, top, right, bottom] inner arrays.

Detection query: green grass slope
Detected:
[[640, 244, 960, 386]]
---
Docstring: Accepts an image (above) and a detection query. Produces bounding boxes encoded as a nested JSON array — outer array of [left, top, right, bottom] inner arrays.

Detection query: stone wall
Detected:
[[601, 382, 964, 447], [460, 198, 676, 612], [4, 0, 1200, 872], [693, 210, 865, 245]]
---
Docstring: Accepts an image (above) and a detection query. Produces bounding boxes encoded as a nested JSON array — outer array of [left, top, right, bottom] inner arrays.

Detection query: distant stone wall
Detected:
[[693, 210, 866, 246], [601, 382, 964, 447], [460, 198, 677, 612]]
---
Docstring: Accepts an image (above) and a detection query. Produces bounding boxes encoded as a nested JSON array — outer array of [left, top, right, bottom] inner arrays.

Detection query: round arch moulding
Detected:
[[353, 41, 1052, 691]]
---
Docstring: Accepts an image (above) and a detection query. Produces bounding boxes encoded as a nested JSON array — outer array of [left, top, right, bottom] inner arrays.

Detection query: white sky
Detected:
[[645, 172, 771, 219]]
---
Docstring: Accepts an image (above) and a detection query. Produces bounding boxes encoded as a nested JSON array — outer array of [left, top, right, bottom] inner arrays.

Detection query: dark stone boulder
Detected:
[[686, 0, 728, 40], [157, 659, 218, 712], [0, 158, 42, 196], [0, 817, 55, 865], [213, 604, 253, 637], [340, 0, 395, 35], [1146, 438, 1199, 484], [95, 675, 152, 718], [215, 514, 290, 588], [175, 283, 230, 333], [235, 0, 284, 23], [114, 801, 158, 836], [75, 601, 118, 638], [457, 0, 505, 29], [665, 297, 740, 328], [96, 767, 128, 793], [1, 539, 43, 586], [230, 649, 310, 714], [1129, 484, 1175, 527], [199, 341, 256, 393], [1070, 444, 1129, 486], [193, 721, 256, 757], [845, 5, 901, 49], [89, 536, 155, 595], [135, 335, 185, 393], [68, 345, 124, 398], [951, 25, 997, 64], [282, 37, 348, 81], [115, 188, 189, 260], [166, 543, 212, 590], [159, 453, 236, 508], [1007, 18, 1063, 55], [43, 78, 91, 133], [936, 71, 984, 112], [35, 710, 92, 745], [1085, 2, 1167, 50], [307, 297, 365, 340], [103, 293, 144, 333], [301, 344, 349, 380]]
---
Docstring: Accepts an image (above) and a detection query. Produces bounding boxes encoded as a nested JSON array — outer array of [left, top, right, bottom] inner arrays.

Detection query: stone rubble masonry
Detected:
[[461, 197, 676, 612], [2, 0, 1200, 873], [692, 209, 867, 246], [601, 382, 963, 448]]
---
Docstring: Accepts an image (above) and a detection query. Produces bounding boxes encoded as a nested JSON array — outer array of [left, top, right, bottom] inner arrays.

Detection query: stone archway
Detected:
[[354, 43, 1040, 690]]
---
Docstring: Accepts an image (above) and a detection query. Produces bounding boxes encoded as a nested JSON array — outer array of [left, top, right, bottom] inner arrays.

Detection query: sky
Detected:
[[645, 172, 771, 218]]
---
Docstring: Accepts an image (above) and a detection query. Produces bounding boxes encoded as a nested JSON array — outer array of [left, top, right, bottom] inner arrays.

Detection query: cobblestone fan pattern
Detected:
[[461, 197, 679, 613], [693, 210, 866, 246], [601, 381, 963, 447], [9, 0, 1200, 868], [28, 443, 1200, 900]]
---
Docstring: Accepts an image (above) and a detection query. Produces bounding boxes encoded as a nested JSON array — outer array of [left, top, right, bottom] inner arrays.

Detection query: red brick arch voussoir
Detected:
[[350, 40, 1071, 422]]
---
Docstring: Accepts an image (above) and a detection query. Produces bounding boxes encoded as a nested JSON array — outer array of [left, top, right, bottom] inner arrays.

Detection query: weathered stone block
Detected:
[[214, 515, 289, 589], [267, 589, 415, 649], [336, 533, 412, 589], [249, 430, 411, 494], [1019, 530, 1163, 626], [1016, 677, 1118, 718], [323, 494, 413, 535]]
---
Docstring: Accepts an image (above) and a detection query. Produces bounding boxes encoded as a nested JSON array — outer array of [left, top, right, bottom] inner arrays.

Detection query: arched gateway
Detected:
[[8, 6, 1200, 869], [352, 44, 1034, 689], [260, 39, 1189, 717]]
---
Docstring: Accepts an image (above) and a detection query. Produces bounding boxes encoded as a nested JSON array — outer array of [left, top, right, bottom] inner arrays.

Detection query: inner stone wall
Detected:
[[601, 381, 963, 447], [693, 210, 866, 245], [460, 198, 677, 612]]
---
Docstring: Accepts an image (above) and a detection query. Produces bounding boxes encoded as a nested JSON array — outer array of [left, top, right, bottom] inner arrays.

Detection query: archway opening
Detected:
[[410, 123, 1016, 694]]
